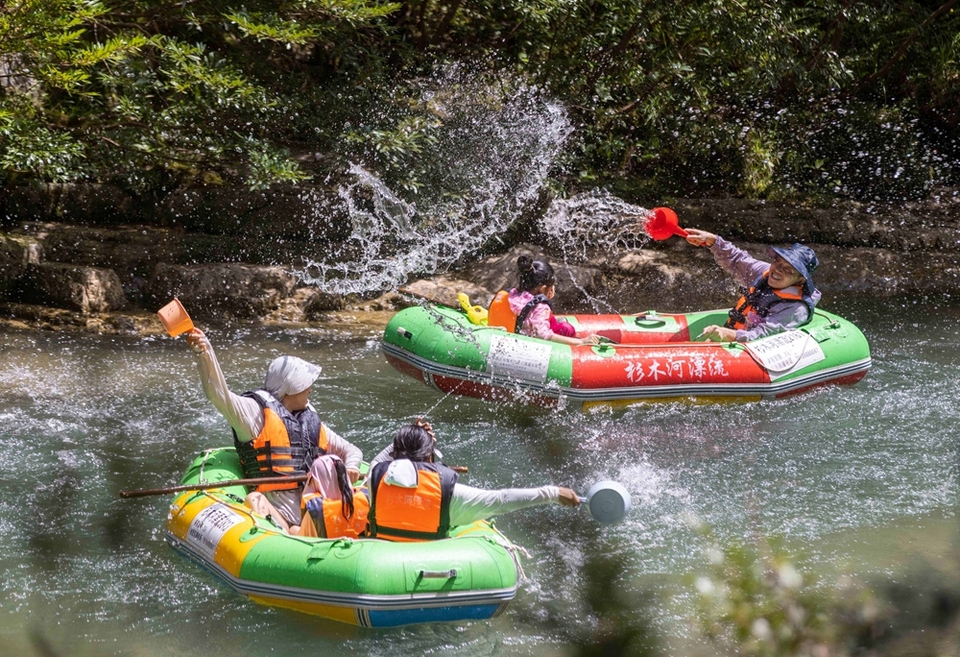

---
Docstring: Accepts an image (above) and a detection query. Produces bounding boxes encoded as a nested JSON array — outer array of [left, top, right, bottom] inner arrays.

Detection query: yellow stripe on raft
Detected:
[[166, 491, 271, 578], [247, 596, 361, 625]]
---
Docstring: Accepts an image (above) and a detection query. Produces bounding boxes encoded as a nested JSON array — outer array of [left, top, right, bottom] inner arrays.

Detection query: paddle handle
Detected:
[[120, 474, 309, 498], [120, 465, 469, 498]]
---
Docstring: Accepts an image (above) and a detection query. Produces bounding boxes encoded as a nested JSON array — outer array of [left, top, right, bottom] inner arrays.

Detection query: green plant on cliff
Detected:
[[1, 0, 959, 202], [0, 0, 397, 190]]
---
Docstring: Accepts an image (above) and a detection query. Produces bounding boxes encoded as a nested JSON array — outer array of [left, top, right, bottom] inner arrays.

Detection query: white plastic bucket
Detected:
[[581, 480, 632, 525]]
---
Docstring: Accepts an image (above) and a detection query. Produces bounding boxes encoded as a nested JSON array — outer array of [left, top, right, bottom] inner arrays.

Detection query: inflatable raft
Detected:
[[381, 304, 871, 409], [165, 448, 523, 627]]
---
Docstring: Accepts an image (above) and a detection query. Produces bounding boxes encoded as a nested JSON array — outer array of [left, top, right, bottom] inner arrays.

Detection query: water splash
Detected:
[[540, 189, 653, 261], [297, 70, 573, 295], [538, 189, 658, 312]]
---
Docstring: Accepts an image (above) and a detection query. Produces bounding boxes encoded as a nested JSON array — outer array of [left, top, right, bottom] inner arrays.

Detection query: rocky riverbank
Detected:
[[1, 190, 959, 335]]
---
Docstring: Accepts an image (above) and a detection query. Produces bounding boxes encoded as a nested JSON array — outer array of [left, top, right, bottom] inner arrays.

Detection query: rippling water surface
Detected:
[[1, 297, 957, 656]]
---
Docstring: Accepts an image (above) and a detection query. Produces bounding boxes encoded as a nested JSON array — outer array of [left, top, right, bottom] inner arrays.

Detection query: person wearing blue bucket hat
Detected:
[[682, 228, 821, 342]]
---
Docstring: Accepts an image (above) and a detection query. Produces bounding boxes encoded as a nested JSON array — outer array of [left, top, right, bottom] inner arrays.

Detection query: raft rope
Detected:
[[416, 378, 466, 418], [496, 537, 530, 581], [196, 490, 299, 537], [196, 447, 227, 484], [767, 330, 814, 373], [771, 309, 841, 372], [197, 450, 211, 483]]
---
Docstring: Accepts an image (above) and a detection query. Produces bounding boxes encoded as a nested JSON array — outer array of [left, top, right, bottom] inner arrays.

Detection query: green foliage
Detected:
[[689, 522, 894, 657], [0, 106, 86, 182], [0, 0, 398, 188], [1, 0, 958, 200], [245, 140, 310, 190]]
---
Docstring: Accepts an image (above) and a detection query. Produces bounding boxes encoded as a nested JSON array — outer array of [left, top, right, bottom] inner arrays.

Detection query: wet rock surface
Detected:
[[1, 192, 958, 334], [148, 262, 299, 320], [20, 262, 128, 313]]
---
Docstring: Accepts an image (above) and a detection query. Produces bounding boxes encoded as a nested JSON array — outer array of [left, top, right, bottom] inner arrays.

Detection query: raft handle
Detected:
[[418, 569, 458, 579], [634, 316, 666, 328], [397, 326, 413, 340]]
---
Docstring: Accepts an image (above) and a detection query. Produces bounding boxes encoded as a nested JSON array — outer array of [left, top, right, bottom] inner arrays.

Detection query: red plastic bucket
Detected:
[[644, 207, 688, 241]]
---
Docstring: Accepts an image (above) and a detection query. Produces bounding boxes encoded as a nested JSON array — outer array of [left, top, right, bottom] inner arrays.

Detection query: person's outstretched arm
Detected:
[[685, 230, 768, 288], [448, 483, 580, 526]]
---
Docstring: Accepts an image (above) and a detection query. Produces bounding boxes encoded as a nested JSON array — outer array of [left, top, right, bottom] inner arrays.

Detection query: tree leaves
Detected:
[[1, 0, 958, 198]]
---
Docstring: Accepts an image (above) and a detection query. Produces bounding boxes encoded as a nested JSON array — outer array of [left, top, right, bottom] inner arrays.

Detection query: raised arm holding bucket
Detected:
[[643, 207, 688, 241], [154, 298, 365, 534], [157, 298, 194, 337]]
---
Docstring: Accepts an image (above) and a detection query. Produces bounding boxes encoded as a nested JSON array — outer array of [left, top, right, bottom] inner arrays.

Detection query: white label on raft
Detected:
[[487, 335, 553, 383], [186, 503, 244, 559], [744, 330, 826, 379]]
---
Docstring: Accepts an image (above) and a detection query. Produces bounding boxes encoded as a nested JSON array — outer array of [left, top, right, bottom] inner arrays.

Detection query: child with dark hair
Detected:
[[297, 454, 369, 539], [365, 421, 581, 542], [487, 255, 599, 345]]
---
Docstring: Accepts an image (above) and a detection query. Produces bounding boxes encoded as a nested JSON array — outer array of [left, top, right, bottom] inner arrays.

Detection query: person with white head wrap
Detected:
[[263, 355, 322, 400], [184, 328, 363, 533]]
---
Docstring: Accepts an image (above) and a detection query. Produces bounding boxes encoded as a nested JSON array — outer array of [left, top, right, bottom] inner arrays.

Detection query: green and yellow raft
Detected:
[[165, 448, 523, 627]]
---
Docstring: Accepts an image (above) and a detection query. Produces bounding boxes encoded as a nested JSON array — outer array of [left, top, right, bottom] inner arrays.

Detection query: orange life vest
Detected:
[[487, 290, 516, 332], [233, 390, 329, 492], [726, 271, 813, 330], [302, 490, 369, 539], [367, 460, 459, 542]]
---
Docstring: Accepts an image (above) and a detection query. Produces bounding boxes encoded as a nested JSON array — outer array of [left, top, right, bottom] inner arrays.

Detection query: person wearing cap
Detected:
[[184, 329, 362, 533], [365, 421, 580, 541], [682, 229, 821, 342]]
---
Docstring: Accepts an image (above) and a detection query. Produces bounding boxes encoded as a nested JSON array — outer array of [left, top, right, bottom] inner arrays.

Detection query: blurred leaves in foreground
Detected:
[[557, 519, 960, 657]]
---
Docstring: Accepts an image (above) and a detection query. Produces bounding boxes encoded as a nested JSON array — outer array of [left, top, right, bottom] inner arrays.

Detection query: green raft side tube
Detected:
[[665, 305, 872, 383], [166, 448, 522, 628], [758, 308, 872, 385], [382, 303, 871, 405], [383, 303, 576, 388]]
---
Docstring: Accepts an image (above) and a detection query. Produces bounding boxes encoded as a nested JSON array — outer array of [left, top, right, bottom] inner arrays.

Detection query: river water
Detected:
[[1, 295, 957, 656]]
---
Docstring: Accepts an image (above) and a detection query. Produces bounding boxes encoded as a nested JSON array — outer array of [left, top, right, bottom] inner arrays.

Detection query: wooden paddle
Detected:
[[119, 465, 469, 498], [120, 474, 308, 498]]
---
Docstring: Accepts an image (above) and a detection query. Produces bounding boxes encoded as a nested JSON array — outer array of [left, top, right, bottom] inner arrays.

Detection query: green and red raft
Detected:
[[381, 304, 871, 409]]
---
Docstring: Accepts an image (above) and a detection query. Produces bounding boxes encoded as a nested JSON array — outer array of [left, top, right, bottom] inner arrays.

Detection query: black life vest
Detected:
[[726, 272, 815, 330], [233, 390, 328, 490], [515, 294, 552, 335]]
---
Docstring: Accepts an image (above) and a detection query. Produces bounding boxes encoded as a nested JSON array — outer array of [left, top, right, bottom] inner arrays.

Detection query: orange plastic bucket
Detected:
[[644, 207, 689, 241], [157, 298, 194, 337]]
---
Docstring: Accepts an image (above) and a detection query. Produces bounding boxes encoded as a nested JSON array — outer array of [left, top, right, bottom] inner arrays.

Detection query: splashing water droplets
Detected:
[[297, 70, 573, 295], [541, 189, 653, 261]]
